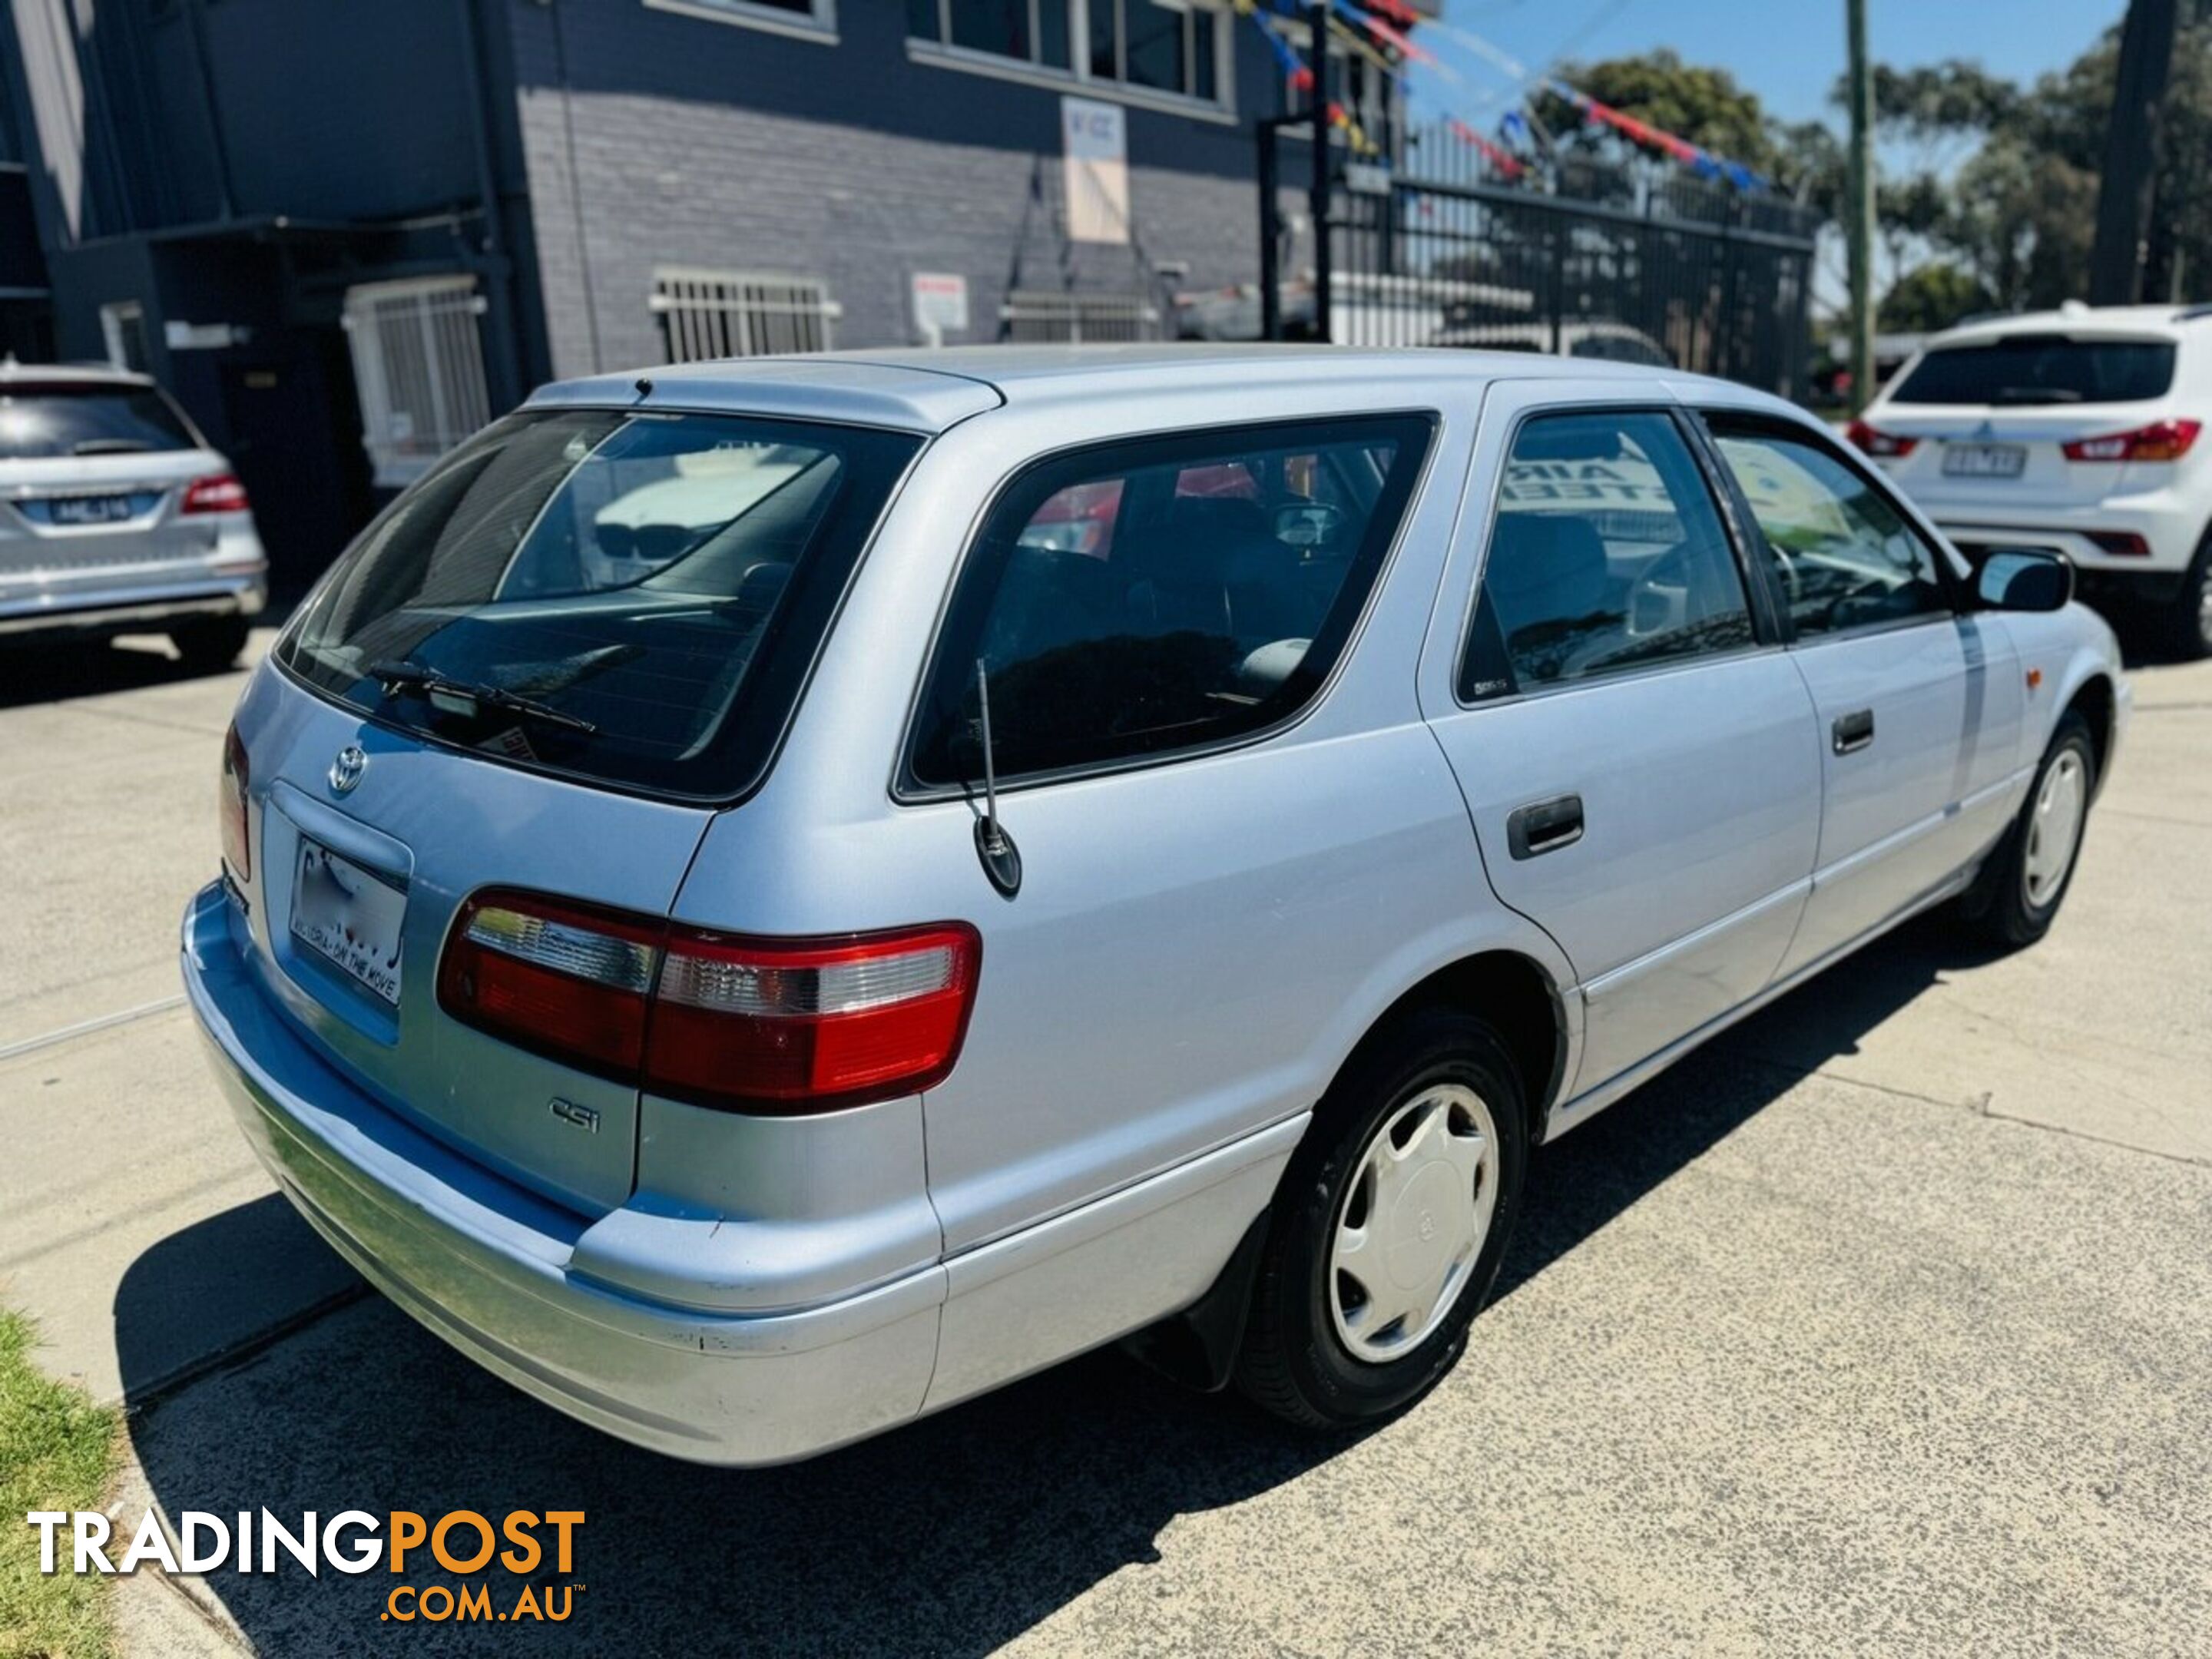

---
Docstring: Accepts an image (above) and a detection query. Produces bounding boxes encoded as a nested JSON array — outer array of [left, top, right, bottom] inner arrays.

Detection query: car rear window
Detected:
[[0, 382, 199, 458], [1889, 336, 2176, 406], [277, 408, 922, 802]]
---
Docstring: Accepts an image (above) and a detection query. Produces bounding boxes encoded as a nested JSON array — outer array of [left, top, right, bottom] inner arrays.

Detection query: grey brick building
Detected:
[[2, 0, 1386, 586]]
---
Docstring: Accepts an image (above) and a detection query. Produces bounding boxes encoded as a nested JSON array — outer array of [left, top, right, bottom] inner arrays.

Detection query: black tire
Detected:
[[1959, 710, 2097, 950], [1235, 1005, 1528, 1429], [2163, 535, 2212, 661], [170, 615, 250, 673]]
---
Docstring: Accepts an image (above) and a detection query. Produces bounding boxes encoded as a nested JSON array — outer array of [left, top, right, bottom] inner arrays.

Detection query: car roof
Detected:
[[529, 344, 1777, 434], [0, 358, 157, 389], [1923, 304, 2209, 348]]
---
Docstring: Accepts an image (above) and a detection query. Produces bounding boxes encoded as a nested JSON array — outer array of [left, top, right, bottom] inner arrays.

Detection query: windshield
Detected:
[[1890, 336, 2176, 406], [278, 408, 922, 800], [0, 382, 199, 458]]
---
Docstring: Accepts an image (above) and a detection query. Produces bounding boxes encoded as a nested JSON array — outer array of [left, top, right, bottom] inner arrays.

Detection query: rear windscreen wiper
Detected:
[[367, 660, 599, 736], [1988, 387, 2083, 405]]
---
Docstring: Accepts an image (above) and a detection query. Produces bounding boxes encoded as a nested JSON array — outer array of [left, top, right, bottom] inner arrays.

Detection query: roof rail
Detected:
[[2174, 303, 2212, 323]]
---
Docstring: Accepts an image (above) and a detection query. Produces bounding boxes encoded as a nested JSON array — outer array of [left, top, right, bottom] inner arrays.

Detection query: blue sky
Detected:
[[1414, 0, 2128, 131]]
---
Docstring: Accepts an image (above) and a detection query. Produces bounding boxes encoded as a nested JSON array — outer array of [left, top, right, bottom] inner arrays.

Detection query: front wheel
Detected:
[[1235, 1006, 1528, 1429], [1960, 710, 2096, 950]]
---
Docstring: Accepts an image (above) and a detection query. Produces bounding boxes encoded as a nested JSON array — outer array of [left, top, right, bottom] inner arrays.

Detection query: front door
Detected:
[[1700, 416, 2024, 976], [1421, 394, 1823, 1098]]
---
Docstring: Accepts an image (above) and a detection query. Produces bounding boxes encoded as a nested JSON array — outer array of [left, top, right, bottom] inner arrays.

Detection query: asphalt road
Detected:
[[2, 631, 2207, 1657]]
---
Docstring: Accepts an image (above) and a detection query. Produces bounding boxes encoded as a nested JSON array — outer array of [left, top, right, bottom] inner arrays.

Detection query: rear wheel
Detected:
[[1236, 1006, 1527, 1429], [171, 615, 250, 673], [2161, 535, 2212, 661], [1960, 710, 2096, 950]]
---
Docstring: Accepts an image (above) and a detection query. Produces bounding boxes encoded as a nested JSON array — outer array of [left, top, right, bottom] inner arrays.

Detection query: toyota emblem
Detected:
[[328, 744, 367, 796]]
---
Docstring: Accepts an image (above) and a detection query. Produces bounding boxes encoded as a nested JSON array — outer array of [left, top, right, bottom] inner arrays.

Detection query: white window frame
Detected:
[[99, 302, 148, 373], [1000, 289, 1159, 343], [643, 0, 836, 43], [341, 275, 493, 491], [907, 0, 1234, 124], [651, 267, 843, 361]]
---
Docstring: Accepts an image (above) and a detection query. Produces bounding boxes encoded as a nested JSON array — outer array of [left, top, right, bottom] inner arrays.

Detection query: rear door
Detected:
[[1419, 386, 1822, 1099], [1700, 413, 2024, 976]]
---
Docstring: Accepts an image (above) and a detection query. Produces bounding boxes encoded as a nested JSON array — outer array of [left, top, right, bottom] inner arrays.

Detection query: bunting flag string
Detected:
[[1445, 117, 1524, 180]]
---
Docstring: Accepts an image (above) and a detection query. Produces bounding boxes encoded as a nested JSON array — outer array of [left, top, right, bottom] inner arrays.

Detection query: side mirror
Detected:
[[1976, 548, 2073, 613]]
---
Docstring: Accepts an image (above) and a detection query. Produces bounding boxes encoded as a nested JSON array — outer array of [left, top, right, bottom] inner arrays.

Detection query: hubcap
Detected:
[[2197, 571, 2212, 647], [2023, 750, 2088, 909], [1328, 1084, 1498, 1363]]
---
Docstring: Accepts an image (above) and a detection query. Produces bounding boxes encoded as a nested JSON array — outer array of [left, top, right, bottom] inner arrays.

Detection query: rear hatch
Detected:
[[1863, 330, 2191, 511], [0, 379, 232, 591], [233, 404, 922, 1214]]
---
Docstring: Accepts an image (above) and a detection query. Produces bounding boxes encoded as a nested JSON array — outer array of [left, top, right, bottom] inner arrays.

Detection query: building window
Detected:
[[909, 1, 1224, 106], [647, 0, 836, 39], [651, 269, 841, 361], [1002, 290, 1158, 343], [341, 276, 493, 490], [99, 303, 149, 373]]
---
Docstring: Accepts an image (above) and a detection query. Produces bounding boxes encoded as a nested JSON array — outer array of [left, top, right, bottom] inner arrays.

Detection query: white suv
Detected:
[[1851, 303, 2212, 657]]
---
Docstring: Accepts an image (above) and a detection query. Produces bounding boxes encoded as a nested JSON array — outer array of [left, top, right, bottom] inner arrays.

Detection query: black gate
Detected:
[[1260, 119, 1822, 402]]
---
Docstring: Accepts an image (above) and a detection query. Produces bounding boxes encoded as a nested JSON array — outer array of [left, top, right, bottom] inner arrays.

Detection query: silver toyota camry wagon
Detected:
[[184, 346, 2126, 1465]]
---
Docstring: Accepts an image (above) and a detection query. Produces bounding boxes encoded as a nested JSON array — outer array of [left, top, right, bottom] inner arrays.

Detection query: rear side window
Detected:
[[0, 382, 198, 459], [1890, 336, 2175, 406], [1707, 422, 1949, 638], [1459, 410, 1752, 702], [278, 409, 921, 801], [907, 414, 1432, 788]]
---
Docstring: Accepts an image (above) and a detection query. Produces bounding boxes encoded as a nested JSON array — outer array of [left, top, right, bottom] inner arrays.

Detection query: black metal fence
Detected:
[[1259, 119, 1823, 402]]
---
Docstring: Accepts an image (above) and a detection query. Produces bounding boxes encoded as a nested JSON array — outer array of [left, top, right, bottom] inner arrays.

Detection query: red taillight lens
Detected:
[[219, 724, 250, 882], [2087, 531, 2151, 558], [436, 891, 982, 1114], [181, 473, 250, 515], [647, 925, 981, 1112], [1846, 419, 1918, 459], [2061, 419, 2202, 462], [438, 893, 661, 1080]]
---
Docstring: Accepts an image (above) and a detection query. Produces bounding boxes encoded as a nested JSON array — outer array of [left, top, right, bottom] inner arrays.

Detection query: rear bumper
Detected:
[[180, 881, 942, 1466], [0, 570, 266, 638], [1932, 506, 2200, 583]]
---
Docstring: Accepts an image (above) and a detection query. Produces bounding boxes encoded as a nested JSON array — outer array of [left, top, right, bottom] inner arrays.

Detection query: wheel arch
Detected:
[[2061, 671, 2116, 793], [1341, 949, 1570, 1147]]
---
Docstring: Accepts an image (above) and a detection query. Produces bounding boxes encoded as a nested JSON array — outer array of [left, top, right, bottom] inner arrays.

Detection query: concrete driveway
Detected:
[[2, 633, 2207, 1657]]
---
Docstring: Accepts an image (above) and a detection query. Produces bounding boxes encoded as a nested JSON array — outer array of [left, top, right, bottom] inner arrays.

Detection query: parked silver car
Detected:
[[183, 346, 2125, 1465], [1, 360, 265, 666]]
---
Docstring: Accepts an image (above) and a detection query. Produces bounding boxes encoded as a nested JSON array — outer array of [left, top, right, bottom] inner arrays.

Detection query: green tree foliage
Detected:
[[1878, 263, 1998, 331]]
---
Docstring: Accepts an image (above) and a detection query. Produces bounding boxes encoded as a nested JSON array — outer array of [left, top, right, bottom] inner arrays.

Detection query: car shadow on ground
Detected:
[[115, 910, 1991, 1657], [0, 637, 243, 710]]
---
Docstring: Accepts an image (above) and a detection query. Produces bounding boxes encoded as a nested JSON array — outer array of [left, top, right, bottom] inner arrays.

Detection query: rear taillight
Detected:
[[437, 890, 982, 1114], [2061, 419, 2202, 462], [219, 724, 250, 882], [181, 473, 250, 515], [1846, 419, 1917, 459]]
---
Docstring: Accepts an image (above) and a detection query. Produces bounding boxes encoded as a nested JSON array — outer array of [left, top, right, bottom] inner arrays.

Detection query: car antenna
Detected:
[[972, 658, 1022, 897]]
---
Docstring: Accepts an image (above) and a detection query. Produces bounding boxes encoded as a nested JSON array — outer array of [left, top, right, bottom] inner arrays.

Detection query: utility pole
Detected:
[[1845, 0, 1877, 413], [2089, 0, 2180, 304], [1310, 0, 1332, 344]]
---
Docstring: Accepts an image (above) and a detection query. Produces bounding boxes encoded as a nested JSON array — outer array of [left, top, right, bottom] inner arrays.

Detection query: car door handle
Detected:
[[1832, 709, 1876, 755], [1508, 793, 1584, 859]]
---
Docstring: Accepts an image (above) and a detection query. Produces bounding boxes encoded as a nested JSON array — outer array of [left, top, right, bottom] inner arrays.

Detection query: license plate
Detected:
[[47, 494, 140, 525], [1942, 443, 2027, 478], [290, 839, 406, 1005]]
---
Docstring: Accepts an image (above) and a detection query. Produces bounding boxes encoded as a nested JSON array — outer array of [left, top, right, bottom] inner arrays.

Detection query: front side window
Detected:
[[1460, 410, 1753, 701], [1707, 421, 1949, 638], [909, 0, 1221, 103], [280, 409, 920, 801], [909, 415, 1433, 787]]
